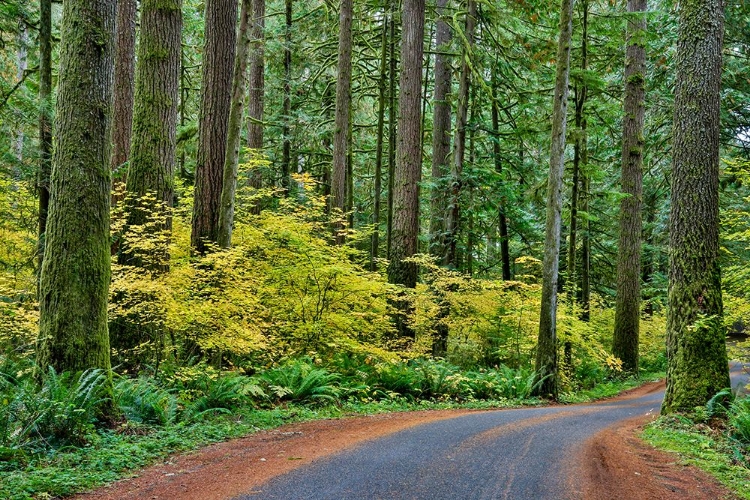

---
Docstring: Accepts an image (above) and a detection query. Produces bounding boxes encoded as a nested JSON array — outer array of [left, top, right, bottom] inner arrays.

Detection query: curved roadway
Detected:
[[236, 363, 748, 500]]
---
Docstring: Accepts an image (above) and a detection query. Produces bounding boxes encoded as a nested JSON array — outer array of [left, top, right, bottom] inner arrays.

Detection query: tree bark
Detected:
[[247, 0, 266, 214], [110, 0, 137, 178], [281, 0, 292, 194], [331, 0, 353, 243], [662, 0, 729, 413], [387, 0, 424, 340], [192, 0, 238, 252], [12, 24, 28, 162], [371, 8, 389, 270], [123, 0, 182, 245], [580, 133, 590, 321], [429, 0, 452, 261], [37, 0, 116, 375], [613, 0, 647, 373], [386, 3, 397, 258], [491, 66, 511, 281], [218, 0, 252, 248], [567, 84, 582, 298], [534, 0, 574, 399], [37, 0, 52, 270], [387, 0, 425, 290], [445, 0, 476, 268]]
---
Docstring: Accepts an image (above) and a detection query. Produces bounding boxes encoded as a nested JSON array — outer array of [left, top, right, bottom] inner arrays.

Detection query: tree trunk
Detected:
[[386, 4, 398, 258], [580, 135, 590, 321], [37, 0, 52, 270], [110, 0, 137, 178], [466, 86, 478, 276], [387, 0, 424, 340], [534, 0, 574, 399], [613, 0, 647, 373], [218, 0, 252, 248], [491, 68, 511, 281], [445, 0, 476, 268], [567, 84, 582, 298], [123, 0, 182, 249], [12, 25, 28, 162], [429, 0, 452, 261], [281, 0, 292, 194], [247, 0, 266, 214], [331, 0, 353, 243], [113, 0, 181, 362], [37, 0, 116, 375], [371, 8, 389, 270], [346, 121, 354, 228], [662, 0, 729, 414], [192, 0, 238, 253], [388, 0, 424, 290]]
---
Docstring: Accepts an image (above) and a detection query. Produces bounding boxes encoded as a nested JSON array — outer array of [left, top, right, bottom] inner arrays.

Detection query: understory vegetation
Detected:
[[0, 181, 675, 498], [643, 389, 750, 499], [1, 0, 749, 491]]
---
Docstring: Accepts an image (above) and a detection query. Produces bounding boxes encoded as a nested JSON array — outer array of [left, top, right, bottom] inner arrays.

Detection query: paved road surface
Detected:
[[236, 364, 748, 500]]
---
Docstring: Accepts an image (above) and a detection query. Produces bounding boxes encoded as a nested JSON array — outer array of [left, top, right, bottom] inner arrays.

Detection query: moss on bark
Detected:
[[37, 0, 116, 375]]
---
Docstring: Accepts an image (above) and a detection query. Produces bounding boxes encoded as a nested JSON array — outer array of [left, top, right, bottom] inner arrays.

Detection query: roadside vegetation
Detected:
[[0, 188, 670, 499], [643, 379, 750, 499]]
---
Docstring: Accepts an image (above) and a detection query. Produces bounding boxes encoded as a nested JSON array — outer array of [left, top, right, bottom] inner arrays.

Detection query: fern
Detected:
[[114, 377, 178, 426], [260, 360, 340, 404]]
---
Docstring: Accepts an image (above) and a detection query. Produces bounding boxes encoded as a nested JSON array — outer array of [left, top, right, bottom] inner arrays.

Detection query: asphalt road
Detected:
[[236, 364, 749, 500]]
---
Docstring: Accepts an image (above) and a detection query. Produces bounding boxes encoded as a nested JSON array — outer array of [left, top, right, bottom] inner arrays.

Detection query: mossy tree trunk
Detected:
[[331, 0, 353, 244], [613, 0, 647, 374], [534, 0, 574, 399], [192, 0, 238, 253], [218, 0, 252, 249], [122, 0, 182, 255], [662, 0, 729, 414], [37, 0, 52, 271], [429, 0, 452, 263], [113, 0, 181, 364], [37, 0, 116, 375], [387, 0, 424, 338]]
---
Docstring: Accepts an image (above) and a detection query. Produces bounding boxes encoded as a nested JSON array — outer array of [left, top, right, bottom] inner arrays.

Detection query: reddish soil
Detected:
[[75, 383, 737, 500], [74, 408, 479, 500], [580, 382, 737, 500]]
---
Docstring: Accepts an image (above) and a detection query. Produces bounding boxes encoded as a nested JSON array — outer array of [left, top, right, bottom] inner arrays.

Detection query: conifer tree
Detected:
[[662, 0, 730, 413], [37, 0, 116, 374]]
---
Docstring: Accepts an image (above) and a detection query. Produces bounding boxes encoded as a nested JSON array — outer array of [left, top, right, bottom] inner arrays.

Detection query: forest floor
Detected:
[[74, 380, 736, 500]]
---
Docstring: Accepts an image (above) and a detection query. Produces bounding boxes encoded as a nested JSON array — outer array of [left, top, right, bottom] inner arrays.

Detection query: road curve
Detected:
[[236, 365, 748, 500]]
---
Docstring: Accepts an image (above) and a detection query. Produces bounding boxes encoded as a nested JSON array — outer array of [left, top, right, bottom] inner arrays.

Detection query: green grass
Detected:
[[558, 371, 664, 404], [643, 416, 750, 499], [0, 374, 661, 500]]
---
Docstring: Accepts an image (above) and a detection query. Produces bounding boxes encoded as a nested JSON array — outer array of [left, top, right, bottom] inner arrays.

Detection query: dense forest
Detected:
[[1, 0, 750, 496]]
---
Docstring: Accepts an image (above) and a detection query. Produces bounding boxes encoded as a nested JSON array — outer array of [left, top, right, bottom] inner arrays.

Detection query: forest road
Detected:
[[235, 365, 748, 500], [79, 364, 748, 500]]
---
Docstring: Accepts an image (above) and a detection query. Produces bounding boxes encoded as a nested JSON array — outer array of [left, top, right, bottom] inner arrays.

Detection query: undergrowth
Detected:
[[0, 355, 655, 500], [643, 387, 750, 500]]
